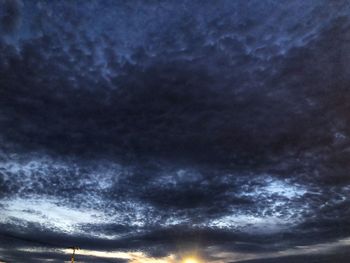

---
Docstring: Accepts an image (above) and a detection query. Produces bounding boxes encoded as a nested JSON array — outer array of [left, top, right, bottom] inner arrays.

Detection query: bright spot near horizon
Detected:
[[183, 257, 200, 263]]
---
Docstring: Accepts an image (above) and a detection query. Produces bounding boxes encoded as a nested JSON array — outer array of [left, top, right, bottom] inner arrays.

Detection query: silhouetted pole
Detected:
[[69, 246, 79, 263]]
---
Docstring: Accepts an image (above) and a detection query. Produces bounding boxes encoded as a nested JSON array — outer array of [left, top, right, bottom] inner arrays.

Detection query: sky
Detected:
[[1, 0, 350, 262]]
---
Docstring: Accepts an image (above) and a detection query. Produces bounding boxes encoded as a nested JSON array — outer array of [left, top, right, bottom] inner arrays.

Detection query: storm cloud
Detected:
[[1, 0, 350, 262]]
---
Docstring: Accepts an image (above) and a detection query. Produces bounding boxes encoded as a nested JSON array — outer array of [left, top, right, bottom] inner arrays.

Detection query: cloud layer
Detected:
[[1, 0, 350, 262]]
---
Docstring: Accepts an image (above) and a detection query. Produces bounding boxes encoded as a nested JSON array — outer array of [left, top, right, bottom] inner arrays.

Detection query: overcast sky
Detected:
[[1, 0, 350, 262]]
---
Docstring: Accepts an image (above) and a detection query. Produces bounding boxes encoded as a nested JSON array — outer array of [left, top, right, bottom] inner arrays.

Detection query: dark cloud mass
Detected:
[[0, 0, 22, 34], [1, 0, 350, 262]]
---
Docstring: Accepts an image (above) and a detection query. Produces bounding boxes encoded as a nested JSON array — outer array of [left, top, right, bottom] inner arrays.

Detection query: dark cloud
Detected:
[[1, 0, 350, 262], [233, 250, 350, 263], [0, 0, 22, 34]]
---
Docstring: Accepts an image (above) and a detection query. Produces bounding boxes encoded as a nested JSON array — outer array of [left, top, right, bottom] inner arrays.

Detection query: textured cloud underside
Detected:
[[1, 0, 350, 262]]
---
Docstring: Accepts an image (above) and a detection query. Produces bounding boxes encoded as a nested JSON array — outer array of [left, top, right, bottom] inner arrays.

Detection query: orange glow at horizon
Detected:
[[182, 257, 200, 263]]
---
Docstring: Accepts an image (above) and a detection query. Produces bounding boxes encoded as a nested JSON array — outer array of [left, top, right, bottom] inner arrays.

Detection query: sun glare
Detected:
[[183, 257, 199, 263]]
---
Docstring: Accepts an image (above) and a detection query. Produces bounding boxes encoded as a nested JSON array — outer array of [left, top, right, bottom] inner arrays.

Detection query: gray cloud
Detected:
[[1, 0, 350, 262]]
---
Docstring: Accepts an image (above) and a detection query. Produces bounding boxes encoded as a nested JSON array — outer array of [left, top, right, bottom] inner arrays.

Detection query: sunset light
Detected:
[[183, 257, 200, 263]]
